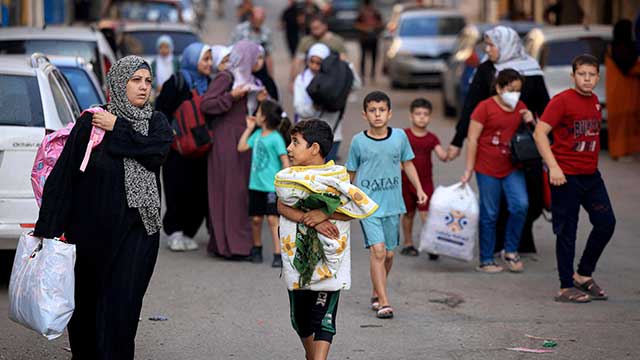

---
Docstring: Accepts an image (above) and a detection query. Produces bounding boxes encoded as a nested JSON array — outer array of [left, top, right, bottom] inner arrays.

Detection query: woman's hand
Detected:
[[256, 89, 268, 102], [230, 85, 250, 99], [315, 220, 340, 240], [520, 109, 535, 124], [302, 209, 330, 228], [461, 169, 473, 184], [92, 111, 117, 131], [246, 115, 257, 129], [549, 166, 567, 186]]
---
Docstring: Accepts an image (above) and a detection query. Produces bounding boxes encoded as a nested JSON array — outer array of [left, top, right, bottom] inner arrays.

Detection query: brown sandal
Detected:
[[574, 279, 608, 300], [554, 288, 591, 303]]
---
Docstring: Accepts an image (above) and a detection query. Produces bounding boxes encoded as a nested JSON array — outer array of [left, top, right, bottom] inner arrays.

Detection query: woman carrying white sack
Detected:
[[293, 43, 360, 161]]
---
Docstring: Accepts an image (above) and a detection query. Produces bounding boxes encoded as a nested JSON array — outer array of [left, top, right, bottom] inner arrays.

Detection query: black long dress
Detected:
[[155, 74, 210, 238], [34, 110, 173, 360], [451, 60, 550, 253]]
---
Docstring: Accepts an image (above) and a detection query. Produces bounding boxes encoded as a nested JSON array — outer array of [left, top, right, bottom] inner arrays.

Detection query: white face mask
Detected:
[[500, 91, 521, 109]]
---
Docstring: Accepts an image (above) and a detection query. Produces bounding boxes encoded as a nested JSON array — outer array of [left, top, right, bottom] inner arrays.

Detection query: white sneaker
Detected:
[[182, 236, 199, 251], [167, 231, 186, 251]]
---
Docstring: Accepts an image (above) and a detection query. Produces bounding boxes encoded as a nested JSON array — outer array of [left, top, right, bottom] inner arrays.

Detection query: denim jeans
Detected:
[[476, 170, 529, 264], [551, 170, 616, 289]]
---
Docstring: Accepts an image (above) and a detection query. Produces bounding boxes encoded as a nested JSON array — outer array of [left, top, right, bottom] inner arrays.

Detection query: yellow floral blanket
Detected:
[[275, 161, 378, 291]]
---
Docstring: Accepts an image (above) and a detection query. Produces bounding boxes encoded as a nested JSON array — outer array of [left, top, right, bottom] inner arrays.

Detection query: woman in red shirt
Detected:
[[461, 69, 534, 273]]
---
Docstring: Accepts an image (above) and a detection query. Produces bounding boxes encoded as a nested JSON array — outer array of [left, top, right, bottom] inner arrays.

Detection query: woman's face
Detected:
[[308, 55, 323, 73], [198, 49, 213, 76], [252, 54, 265, 72], [484, 37, 500, 62], [126, 69, 152, 108], [218, 54, 230, 72]]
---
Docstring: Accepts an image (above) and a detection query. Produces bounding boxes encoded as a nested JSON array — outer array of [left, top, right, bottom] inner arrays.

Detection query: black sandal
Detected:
[[574, 279, 608, 300], [400, 246, 419, 256]]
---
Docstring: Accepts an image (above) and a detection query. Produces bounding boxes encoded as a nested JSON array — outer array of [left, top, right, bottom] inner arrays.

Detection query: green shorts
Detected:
[[288, 290, 340, 343], [360, 215, 401, 251]]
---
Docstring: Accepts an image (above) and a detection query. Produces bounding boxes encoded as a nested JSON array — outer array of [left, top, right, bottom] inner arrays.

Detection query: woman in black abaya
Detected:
[[34, 55, 173, 359]]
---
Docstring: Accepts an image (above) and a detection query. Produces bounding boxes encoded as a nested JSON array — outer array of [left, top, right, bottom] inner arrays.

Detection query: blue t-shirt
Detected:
[[248, 129, 288, 192], [346, 127, 415, 217]]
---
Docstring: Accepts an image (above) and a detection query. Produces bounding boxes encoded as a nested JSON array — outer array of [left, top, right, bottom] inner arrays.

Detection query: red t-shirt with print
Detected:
[[540, 89, 601, 175], [471, 97, 527, 178]]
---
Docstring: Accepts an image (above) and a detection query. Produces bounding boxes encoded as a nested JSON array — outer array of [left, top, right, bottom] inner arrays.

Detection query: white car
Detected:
[[0, 26, 117, 89], [0, 54, 80, 250], [382, 8, 466, 88]]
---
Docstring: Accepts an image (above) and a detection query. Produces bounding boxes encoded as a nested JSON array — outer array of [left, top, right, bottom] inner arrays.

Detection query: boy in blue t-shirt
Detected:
[[346, 91, 428, 319]]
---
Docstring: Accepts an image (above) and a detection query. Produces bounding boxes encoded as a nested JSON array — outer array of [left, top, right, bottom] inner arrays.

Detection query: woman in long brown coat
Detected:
[[201, 40, 266, 258]]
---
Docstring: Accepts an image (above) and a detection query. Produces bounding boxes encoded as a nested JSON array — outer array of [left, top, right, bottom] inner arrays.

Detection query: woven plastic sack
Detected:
[[419, 182, 479, 262], [8, 232, 76, 340]]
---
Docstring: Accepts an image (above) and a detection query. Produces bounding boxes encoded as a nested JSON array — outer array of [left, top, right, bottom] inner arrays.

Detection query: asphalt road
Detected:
[[1, 1, 640, 359]]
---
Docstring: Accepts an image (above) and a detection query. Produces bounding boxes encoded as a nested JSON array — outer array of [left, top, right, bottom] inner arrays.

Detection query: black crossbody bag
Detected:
[[510, 122, 541, 164]]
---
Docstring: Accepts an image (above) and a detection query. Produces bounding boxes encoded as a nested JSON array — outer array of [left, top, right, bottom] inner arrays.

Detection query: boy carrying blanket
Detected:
[[275, 120, 378, 360]]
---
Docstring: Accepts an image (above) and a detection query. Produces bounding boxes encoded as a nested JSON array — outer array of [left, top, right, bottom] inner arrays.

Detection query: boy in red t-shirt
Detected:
[[400, 98, 447, 258], [534, 54, 616, 303]]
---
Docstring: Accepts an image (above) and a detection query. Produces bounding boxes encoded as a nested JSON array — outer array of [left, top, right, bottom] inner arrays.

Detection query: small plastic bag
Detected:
[[8, 232, 76, 340], [419, 182, 479, 262]]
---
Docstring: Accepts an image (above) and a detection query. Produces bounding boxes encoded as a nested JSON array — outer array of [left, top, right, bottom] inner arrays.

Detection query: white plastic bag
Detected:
[[8, 232, 76, 340], [419, 182, 479, 262]]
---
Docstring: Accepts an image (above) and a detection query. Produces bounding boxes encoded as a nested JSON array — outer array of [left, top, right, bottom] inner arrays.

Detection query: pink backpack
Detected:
[[31, 107, 106, 207]]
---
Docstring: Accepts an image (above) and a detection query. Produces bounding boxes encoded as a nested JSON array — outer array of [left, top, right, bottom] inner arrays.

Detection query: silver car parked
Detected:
[[0, 54, 80, 250], [383, 8, 465, 88]]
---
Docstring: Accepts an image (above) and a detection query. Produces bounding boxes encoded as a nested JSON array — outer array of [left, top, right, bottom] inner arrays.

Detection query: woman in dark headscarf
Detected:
[[34, 55, 173, 359], [606, 18, 640, 159], [155, 42, 212, 252], [447, 26, 550, 254], [201, 40, 267, 259]]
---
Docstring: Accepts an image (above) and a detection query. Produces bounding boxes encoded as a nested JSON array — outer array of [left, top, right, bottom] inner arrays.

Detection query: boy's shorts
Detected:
[[248, 190, 278, 216], [402, 180, 434, 213], [360, 215, 400, 251], [288, 290, 340, 343]]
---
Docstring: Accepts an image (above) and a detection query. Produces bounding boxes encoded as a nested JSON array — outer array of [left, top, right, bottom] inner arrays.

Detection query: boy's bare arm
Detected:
[[402, 160, 428, 204], [330, 213, 355, 221], [277, 200, 304, 223], [434, 144, 448, 162], [533, 121, 567, 186]]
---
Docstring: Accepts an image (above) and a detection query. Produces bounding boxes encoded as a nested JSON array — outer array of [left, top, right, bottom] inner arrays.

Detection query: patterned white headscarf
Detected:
[[484, 26, 543, 76], [106, 55, 161, 235]]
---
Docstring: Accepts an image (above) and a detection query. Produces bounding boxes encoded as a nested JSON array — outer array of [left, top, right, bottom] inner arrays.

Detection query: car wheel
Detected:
[[0, 250, 16, 284]]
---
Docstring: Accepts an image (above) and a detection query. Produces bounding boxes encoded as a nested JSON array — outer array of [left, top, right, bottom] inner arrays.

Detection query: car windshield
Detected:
[[0, 74, 44, 127], [116, 2, 180, 22], [0, 39, 101, 81], [120, 31, 200, 56], [58, 67, 103, 109], [399, 16, 465, 37], [543, 37, 608, 67]]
